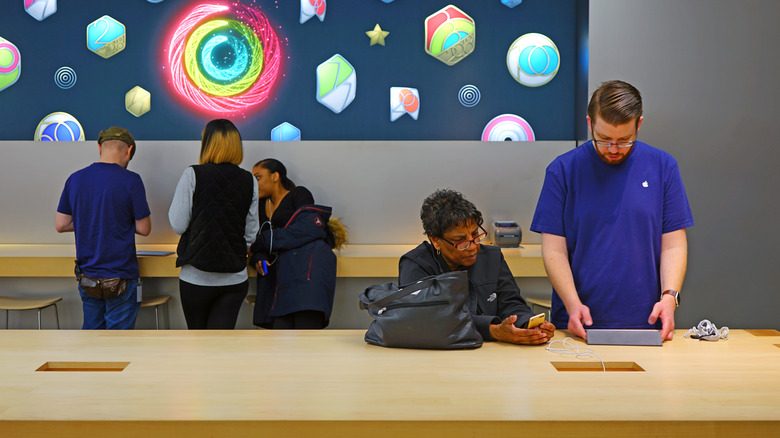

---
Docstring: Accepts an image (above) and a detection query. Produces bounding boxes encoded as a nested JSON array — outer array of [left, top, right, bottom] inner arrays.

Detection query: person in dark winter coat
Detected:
[[249, 159, 337, 329]]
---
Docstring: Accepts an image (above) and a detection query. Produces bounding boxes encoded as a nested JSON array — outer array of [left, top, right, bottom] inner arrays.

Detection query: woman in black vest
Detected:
[[249, 159, 337, 329], [169, 119, 259, 329]]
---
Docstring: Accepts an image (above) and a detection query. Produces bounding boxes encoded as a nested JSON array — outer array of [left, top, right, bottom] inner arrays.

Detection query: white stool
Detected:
[[0, 296, 62, 329]]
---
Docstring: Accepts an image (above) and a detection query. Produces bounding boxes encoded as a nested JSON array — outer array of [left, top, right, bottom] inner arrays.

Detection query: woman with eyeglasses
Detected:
[[399, 189, 554, 345]]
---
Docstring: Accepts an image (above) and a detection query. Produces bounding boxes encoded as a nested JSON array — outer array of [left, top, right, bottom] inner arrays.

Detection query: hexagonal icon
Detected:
[[316, 54, 356, 114], [25, 0, 57, 21], [424, 5, 475, 66], [271, 122, 301, 141], [86, 15, 126, 59], [125, 86, 150, 117], [0, 36, 21, 93]]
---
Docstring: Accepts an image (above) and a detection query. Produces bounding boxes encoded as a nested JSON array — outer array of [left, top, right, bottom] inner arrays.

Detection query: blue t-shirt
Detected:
[[57, 162, 151, 279], [530, 141, 694, 329]]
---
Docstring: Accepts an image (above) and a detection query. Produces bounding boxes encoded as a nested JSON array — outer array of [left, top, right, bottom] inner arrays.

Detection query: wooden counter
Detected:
[[0, 243, 546, 278], [1, 329, 779, 437]]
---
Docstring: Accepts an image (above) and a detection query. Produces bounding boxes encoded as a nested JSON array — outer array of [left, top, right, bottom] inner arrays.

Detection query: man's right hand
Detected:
[[566, 303, 593, 340]]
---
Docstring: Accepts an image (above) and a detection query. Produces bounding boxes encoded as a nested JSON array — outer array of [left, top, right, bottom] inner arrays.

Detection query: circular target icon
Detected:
[[54, 66, 77, 89], [481, 114, 535, 141], [458, 84, 480, 107]]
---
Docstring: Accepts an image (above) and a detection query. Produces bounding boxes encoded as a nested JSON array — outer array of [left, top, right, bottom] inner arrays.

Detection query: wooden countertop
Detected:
[[1, 329, 779, 436], [0, 243, 546, 278]]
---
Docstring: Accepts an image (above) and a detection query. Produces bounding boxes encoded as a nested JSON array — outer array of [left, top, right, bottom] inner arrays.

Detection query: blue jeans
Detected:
[[79, 278, 140, 330]]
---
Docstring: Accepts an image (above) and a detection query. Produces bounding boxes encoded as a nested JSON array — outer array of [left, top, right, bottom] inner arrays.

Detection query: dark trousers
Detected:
[[179, 280, 248, 329], [272, 310, 326, 329]]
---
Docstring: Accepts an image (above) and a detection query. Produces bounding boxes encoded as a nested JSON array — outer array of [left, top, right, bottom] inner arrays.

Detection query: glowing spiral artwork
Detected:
[[166, 3, 281, 114]]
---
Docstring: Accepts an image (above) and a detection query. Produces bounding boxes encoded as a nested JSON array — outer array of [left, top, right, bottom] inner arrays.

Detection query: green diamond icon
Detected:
[[316, 54, 356, 113]]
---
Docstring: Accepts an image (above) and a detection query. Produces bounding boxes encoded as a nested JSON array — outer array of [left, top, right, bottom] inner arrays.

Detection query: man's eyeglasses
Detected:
[[591, 129, 636, 148], [439, 226, 487, 251]]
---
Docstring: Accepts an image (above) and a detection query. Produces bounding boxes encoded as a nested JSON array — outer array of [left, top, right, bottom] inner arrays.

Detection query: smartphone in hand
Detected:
[[527, 312, 546, 329]]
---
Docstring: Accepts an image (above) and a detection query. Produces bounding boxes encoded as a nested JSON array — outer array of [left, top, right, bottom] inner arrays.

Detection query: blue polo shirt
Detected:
[[531, 141, 694, 329], [57, 162, 150, 279]]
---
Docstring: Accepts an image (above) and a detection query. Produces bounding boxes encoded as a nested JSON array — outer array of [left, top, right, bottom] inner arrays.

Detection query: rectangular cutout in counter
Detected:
[[551, 361, 645, 372], [36, 361, 129, 372]]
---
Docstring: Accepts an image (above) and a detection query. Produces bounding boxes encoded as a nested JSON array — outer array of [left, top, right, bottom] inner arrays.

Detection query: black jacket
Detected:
[[249, 205, 337, 328], [398, 241, 534, 341]]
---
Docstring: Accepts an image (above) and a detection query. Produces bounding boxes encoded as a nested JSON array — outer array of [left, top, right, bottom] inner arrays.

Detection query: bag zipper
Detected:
[[377, 300, 448, 315]]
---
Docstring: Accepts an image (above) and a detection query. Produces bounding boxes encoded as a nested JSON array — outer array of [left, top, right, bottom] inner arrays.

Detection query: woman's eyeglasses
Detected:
[[439, 226, 487, 251]]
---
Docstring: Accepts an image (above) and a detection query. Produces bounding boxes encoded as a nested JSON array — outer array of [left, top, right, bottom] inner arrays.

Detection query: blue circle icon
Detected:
[[506, 33, 560, 87], [34, 112, 85, 141]]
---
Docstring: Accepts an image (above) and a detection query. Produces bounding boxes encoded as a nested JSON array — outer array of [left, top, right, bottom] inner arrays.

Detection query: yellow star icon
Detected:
[[366, 24, 389, 46]]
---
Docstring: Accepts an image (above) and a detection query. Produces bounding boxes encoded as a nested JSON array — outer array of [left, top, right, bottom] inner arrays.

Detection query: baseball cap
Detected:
[[98, 126, 136, 158]]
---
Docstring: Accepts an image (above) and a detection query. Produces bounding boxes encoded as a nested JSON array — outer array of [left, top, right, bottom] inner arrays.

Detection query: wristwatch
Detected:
[[662, 289, 680, 307]]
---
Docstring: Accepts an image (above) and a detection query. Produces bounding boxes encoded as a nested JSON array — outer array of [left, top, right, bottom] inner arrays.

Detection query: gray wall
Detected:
[[0, 140, 573, 246], [3, 0, 778, 330], [0, 140, 569, 329], [589, 0, 780, 329]]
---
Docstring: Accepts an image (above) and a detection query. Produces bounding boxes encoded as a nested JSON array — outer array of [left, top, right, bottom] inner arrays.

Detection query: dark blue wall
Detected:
[[0, 0, 586, 141]]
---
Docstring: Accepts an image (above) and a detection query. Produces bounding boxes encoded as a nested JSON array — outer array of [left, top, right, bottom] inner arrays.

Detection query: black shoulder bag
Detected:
[[358, 270, 482, 349]]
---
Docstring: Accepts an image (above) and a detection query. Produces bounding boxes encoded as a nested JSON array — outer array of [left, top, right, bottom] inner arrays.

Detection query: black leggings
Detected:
[[272, 310, 327, 329], [179, 280, 248, 329]]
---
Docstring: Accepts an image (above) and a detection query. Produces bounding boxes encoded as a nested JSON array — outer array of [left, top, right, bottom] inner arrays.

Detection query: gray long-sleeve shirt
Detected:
[[168, 166, 259, 286]]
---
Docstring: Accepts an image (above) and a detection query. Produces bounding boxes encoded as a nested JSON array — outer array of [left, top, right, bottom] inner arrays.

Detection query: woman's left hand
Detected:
[[255, 260, 268, 276]]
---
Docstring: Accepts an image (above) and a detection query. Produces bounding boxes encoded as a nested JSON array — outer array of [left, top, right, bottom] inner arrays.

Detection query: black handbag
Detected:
[[358, 270, 482, 349]]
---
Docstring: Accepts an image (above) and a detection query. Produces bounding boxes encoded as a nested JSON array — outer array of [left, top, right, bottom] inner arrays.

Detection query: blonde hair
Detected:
[[199, 119, 243, 165]]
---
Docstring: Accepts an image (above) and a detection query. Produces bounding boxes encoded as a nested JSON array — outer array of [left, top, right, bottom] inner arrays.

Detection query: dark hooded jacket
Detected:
[[398, 241, 534, 341], [249, 205, 336, 328]]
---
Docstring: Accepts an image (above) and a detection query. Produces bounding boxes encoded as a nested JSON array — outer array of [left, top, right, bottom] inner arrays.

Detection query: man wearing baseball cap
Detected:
[[55, 126, 151, 329]]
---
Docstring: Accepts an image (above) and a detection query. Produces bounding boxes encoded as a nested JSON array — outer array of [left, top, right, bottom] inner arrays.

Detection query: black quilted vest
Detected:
[[176, 163, 254, 272]]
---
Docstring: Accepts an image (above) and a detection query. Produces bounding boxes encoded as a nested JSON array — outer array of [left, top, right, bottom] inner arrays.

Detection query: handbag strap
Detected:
[[359, 277, 439, 310]]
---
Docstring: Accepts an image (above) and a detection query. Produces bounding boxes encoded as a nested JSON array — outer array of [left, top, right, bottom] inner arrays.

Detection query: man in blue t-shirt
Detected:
[[531, 80, 694, 341], [55, 126, 151, 329]]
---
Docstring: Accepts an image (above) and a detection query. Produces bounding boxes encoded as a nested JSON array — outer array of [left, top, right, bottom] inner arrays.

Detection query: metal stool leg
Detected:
[[37, 308, 42, 330], [154, 306, 160, 330], [54, 304, 60, 329]]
